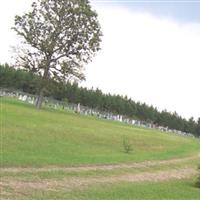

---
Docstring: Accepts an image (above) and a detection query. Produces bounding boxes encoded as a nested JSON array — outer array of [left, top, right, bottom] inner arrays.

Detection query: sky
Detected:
[[0, 0, 200, 120]]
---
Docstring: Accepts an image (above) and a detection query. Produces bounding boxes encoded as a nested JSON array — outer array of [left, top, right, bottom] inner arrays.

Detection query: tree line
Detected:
[[0, 64, 200, 137]]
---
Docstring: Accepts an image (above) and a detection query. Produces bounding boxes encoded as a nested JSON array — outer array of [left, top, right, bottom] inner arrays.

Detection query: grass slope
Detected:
[[63, 179, 200, 200], [1, 97, 199, 167], [2, 178, 200, 200]]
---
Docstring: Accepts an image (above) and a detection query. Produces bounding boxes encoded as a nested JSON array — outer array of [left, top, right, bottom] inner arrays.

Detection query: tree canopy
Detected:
[[13, 0, 102, 108]]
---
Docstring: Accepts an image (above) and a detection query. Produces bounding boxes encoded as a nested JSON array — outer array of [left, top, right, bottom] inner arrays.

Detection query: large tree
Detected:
[[13, 0, 102, 109]]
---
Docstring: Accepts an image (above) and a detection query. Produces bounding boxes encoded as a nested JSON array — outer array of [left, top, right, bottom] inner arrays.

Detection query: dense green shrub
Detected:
[[196, 165, 200, 188]]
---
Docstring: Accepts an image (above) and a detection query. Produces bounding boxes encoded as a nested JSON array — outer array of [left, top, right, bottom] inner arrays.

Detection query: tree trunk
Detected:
[[35, 61, 50, 109], [35, 88, 44, 109]]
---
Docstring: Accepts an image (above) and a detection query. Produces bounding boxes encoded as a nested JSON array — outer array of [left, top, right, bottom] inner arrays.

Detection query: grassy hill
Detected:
[[1, 97, 200, 167], [1, 97, 200, 199]]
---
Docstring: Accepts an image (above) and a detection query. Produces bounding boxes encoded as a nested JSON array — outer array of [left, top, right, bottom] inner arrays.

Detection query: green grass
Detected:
[[3, 179, 200, 200], [0, 158, 199, 180], [1, 97, 200, 200], [64, 179, 200, 200], [1, 97, 200, 167]]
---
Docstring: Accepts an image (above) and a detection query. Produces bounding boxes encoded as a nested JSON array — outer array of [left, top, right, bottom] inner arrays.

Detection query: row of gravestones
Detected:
[[40, 97, 196, 138], [0, 88, 195, 138]]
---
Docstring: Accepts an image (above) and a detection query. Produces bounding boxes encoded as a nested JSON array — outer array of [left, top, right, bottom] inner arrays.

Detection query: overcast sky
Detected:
[[0, 0, 200, 120]]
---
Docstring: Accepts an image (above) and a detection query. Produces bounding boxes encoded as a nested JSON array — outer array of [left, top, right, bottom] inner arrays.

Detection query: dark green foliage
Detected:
[[0, 64, 41, 94], [196, 165, 200, 188], [0, 64, 199, 137], [196, 118, 200, 137], [12, 0, 102, 109]]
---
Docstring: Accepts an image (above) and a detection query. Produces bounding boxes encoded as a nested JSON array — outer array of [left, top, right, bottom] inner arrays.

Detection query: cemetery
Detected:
[[0, 88, 196, 139], [1, 94, 200, 200], [1, 0, 200, 199]]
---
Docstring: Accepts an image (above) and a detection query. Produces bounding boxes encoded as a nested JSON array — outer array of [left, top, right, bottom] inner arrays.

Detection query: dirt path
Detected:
[[1, 154, 199, 198], [0, 168, 197, 193], [1, 153, 200, 173]]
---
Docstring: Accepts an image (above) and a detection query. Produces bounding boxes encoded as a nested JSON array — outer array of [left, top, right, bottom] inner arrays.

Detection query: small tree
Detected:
[[13, 0, 102, 109], [122, 136, 133, 154]]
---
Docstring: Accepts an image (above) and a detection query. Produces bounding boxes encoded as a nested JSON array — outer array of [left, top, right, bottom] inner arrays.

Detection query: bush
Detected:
[[196, 165, 200, 188], [122, 136, 133, 153]]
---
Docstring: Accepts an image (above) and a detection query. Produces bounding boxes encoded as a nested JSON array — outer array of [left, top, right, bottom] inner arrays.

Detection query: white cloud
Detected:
[[82, 6, 200, 120], [0, 2, 199, 120], [0, 0, 33, 63]]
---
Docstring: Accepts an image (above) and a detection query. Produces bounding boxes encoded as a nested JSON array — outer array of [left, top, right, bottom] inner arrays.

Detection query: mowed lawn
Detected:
[[1, 97, 200, 167], [58, 179, 200, 200], [16, 179, 200, 200], [1, 97, 200, 200]]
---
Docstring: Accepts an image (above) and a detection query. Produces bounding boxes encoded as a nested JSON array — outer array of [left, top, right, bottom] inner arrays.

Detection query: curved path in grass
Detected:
[[1, 152, 200, 173], [0, 168, 197, 193], [1, 150, 199, 198]]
